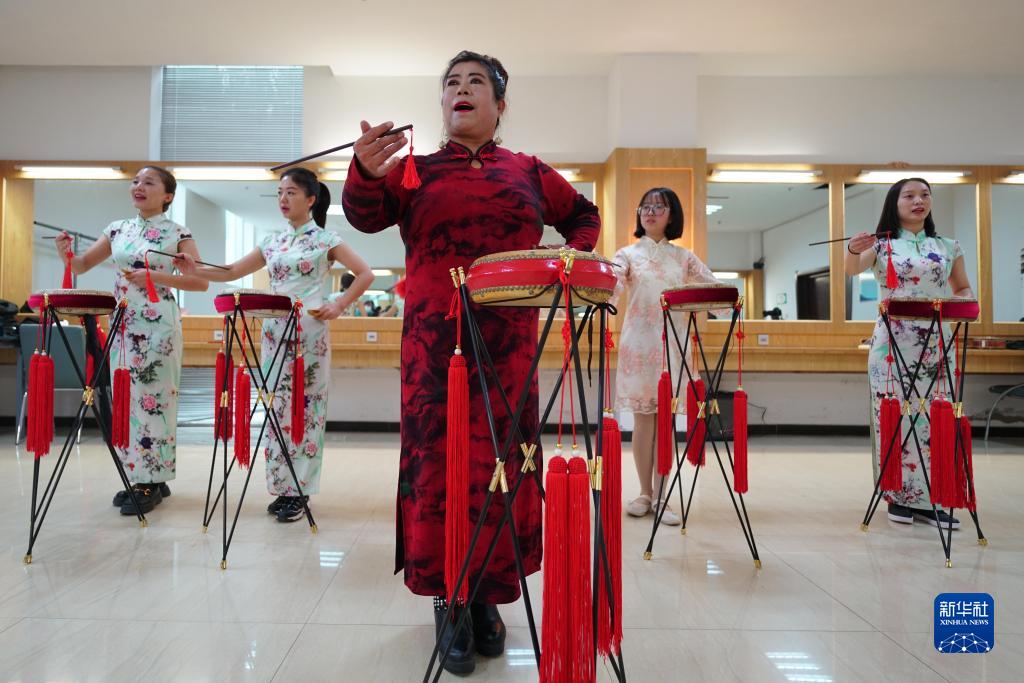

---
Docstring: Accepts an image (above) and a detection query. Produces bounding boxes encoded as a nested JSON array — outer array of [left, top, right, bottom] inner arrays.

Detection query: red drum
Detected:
[[28, 289, 118, 316], [214, 288, 293, 318], [466, 249, 616, 307], [885, 297, 979, 323], [661, 283, 739, 312]]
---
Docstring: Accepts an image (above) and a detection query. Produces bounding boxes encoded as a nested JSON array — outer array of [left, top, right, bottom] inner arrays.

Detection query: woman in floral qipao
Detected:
[[178, 168, 374, 523], [56, 166, 208, 515]]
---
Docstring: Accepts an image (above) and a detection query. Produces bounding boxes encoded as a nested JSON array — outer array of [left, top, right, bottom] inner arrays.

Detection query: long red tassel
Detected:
[[885, 237, 898, 290], [37, 353, 54, 457], [62, 249, 74, 289], [733, 388, 749, 493], [541, 456, 569, 683], [401, 127, 421, 190], [879, 396, 903, 492], [929, 397, 955, 506], [26, 352, 39, 453], [568, 456, 594, 683], [214, 350, 234, 441], [144, 253, 159, 303], [112, 368, 131, 448], [656, 371, 673, 475], [291, 354, 305, 445], [686, 378, 706, 467], [597, 416, 623, 656], [444, 351, 470, 605], [234, 363, 251, 468], [954, 415, 976, 511]]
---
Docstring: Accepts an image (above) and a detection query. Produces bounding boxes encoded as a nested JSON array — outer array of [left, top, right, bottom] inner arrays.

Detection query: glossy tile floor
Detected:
[[0, 429, 1021, 682]]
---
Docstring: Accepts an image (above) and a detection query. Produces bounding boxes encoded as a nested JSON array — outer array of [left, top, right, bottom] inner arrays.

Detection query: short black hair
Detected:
[[634, 187, 684, 240], [875, 177, 936, 238]]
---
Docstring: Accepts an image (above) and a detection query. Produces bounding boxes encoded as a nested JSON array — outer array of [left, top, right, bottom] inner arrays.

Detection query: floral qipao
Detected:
[[611, 237, 719, 415], [343, 140, 600, 601], [257, 221, 343, 496], [868, 229, 964, 508], [103, 213, 192, 484]]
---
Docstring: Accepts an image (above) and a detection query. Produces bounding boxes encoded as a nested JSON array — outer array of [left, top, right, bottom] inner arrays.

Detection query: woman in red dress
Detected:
[[342, 50, 600, 674]]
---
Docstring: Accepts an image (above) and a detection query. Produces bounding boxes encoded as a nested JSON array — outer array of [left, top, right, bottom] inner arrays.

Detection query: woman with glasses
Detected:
[[611, 187, 719, 526]]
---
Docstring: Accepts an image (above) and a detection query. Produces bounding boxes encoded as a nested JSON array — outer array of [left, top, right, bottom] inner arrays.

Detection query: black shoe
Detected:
[[913, 508, 961, 529], [433, 598, 475, 675], [267, 496, 289, 515], [275, 496, 309, 523], [119, 483, 164, 515], [887, 503, 913, 524], [113, 483, 170, 507], [470, 602, 506, 657]]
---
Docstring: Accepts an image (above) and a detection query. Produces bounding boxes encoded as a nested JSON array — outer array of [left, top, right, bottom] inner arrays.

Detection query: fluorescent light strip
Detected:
[[713, 271, 740, 279], [18, 166, 124, 180], [371, 269, 394, 276], [706, 204, 724, 215], [1004, 171, 1024, 184], [171, 167, 275, 181], [857, 170, 968, 184], [557, 168, 581, 180], [327, 205, 344, 216], [710, 170, 821, 183], [321, 171, 348, 182]]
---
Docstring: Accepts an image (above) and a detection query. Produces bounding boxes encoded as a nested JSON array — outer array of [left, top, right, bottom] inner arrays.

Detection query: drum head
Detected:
[[28, 289, 118, 316]]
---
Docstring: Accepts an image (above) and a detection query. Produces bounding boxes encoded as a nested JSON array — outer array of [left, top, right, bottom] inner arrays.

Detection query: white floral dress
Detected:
[[868, 229, 964, 509], [103, 213, 192, 484], [258, 221, 343, 496], [612, 237, 719, 414]]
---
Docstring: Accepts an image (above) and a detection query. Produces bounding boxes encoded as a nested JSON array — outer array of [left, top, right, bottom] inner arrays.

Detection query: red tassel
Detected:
[[879, 396, 904, 492], [928, 397, 955, 507], [733, 388, 749, 493], [111, 368, 131, 448], [144, 254, 159, 303], [401, 127, 421, 190], [541, 456, 569, 683], [686, 378, 707, 467], [26, 353, 39, 453], [597, 416, 623, 657], [291, 354, 305, 445], [30, 353, 55, 459], [62, 250, 74, 289], [233, 364, 251, 468], [954, 415, 976, 511], [444, 352, 470, 606], [568, 457, 594, 683], [885, 238, 898, 291], [214, 350, 234, 441], [656, 371, 673, 476]]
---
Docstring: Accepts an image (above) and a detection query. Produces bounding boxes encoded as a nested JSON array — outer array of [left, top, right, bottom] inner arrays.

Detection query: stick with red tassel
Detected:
[[401, 127, 421, 190], [444, 270, 470, 606]]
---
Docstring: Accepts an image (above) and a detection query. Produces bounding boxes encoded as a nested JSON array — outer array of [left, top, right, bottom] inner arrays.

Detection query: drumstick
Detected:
[[270, 124, 414, 172], [145, 249, 230, 271], [808, 231, 892, 247]]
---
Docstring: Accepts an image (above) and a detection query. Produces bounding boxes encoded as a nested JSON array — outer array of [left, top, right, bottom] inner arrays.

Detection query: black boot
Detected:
[[113, 483, 170, 507], [470, 601, 506, 657], [433, 597, 475, 675]]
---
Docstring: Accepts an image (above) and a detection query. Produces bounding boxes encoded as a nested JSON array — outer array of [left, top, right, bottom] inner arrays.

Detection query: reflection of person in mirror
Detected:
[[844, 177, 974, 529], [55, 166, 208, 516], [341, 50, 600, 673], [177, 167, 374, 524], [610, 187, 720, 527], [379, 277, 406, 317]]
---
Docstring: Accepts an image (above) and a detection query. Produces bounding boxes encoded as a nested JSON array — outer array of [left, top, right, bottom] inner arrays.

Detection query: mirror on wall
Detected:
[[844, 182, 978, 321], [706, 181, 830, 320], [991, 183, 1024, 323]]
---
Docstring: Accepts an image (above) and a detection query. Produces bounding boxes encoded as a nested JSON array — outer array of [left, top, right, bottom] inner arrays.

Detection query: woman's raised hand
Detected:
[[848, 232, 877, 255], [353, 121, 408, 179], [55, 232, 74, 261], [173, 252, 197, 275]]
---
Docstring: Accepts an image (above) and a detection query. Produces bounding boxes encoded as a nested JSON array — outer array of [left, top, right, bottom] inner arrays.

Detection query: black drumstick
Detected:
[[808, 231, 892, 247], [270, 124, 414, 172], [146, 249, 230, 271]]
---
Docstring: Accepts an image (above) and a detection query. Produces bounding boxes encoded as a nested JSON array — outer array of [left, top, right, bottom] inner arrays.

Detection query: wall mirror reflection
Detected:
[[844, 182, 978, 321], [706, 180, 829, 320], [991, 182, 1024, 323]]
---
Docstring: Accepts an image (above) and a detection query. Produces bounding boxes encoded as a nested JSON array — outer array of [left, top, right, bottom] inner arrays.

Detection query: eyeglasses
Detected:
[[637, 204, 668, 216]]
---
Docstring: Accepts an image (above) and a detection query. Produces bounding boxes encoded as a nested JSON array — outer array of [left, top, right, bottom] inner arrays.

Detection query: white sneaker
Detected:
[[625, 495, 652, 517], [654, 500, 681, 526]]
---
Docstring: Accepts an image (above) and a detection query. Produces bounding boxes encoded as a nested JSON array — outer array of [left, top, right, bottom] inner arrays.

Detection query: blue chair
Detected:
[[16, 323, 86, 445]]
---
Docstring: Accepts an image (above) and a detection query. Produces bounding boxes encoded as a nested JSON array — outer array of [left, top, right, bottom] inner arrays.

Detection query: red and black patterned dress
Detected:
[[343, 140, 600, 602]]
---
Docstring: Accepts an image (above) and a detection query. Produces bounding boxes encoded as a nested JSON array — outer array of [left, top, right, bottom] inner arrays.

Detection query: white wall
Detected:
[[707, 232, 759, 271], [181, 189, 226, 315], [991, 185, 1024, 322], [761, 205, 830, 319], [0, 66, 153, 160]]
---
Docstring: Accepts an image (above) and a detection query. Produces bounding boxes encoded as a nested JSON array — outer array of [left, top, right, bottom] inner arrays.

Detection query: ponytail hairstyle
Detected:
[[280, 167, 331, 228], [140, 165, 177, 212]]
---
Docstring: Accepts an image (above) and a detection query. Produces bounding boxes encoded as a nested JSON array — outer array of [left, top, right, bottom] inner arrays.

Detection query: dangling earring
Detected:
[[439, 132, 449, 149], [494, 135, 503, 146]]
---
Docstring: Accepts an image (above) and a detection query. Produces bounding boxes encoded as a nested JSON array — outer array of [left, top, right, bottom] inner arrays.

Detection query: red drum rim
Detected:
[[28, 289, 118, 315], [885, 297, 980, 323], [466, 249, 617, 307], [214, 289, 293, 318], [661, 284, 739, 312]]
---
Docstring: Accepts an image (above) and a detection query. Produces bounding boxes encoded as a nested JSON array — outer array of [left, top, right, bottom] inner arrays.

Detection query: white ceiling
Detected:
[[3, 1, 1023, 77]]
